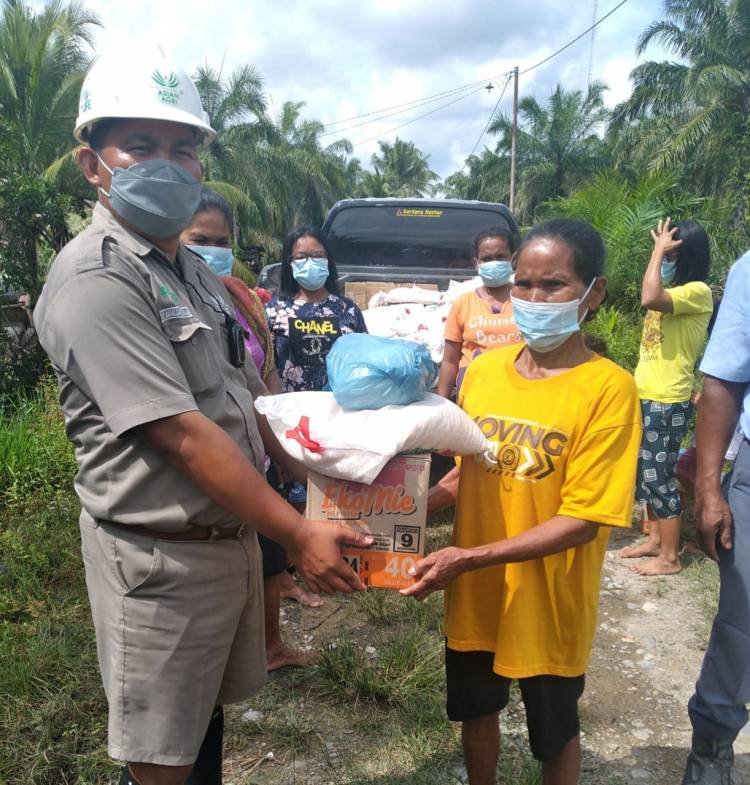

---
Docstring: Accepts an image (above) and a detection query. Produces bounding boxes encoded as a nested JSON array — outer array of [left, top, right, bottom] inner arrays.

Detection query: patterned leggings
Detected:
[[635, 399, 692, 518]]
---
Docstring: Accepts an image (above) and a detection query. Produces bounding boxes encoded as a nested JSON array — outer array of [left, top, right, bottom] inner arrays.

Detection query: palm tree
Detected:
[[193, 63, 287, 246], [194, 68, 356, 245], [0, 0, 99, 303], [0, 0, 99, 175], [486, 83, 610, 221], [612, 0, 750, 198], [369, 138, 439, 197], [441, 149, 510, 204], [195, 63, 266, 183], [271, 101, 355, 230]]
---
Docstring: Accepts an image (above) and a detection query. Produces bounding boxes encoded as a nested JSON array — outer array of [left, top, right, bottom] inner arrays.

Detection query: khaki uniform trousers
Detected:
[[79, 510, 265, 766]]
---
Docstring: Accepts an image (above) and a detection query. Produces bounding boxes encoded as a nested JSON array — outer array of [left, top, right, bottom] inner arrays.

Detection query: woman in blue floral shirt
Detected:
[[266, 226, 367, 393]]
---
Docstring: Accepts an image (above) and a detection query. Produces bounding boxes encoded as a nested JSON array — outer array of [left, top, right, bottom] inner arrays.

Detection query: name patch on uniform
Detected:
[[159, 306, 194, 322]]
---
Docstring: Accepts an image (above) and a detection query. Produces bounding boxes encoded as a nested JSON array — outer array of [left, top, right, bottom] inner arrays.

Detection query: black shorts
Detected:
[[259, 464, 288, 578], [258, 533, 287, 578], [445, 647, 585, 761]]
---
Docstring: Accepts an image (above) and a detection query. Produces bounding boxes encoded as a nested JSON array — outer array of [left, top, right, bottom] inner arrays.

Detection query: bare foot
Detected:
[[278, 571, 324, 608], [620, 541, 660, 559], [266, 641, 318, 671], [630, 557, 682, 576]]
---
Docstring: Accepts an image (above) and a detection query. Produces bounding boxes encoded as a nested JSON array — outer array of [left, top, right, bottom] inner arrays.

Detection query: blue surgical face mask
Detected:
[[477, 260, 514, 288], [187, 245, 234, 277], [292, 256, 329, 292], [511, 278, 598, 353], [661, 258, 677, 286], [98, 157, 202, 240]]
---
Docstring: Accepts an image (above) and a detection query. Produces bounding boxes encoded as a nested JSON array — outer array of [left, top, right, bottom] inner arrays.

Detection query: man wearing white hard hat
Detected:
[[34, 49, 371, 785]]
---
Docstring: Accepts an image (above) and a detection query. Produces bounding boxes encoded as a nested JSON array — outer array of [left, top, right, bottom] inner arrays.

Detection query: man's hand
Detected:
[[695, 484, 733, 562], [287, 520, 373, 595], [399, 546, 470, 601]]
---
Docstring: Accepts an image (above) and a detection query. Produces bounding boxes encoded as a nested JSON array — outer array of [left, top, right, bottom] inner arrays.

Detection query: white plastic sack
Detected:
[[255, 391, 489, 484], [444, 276, 483, 302], [363, 278, 483, 364], [363, 302, 452, 363], [368, 285, 443, 309]]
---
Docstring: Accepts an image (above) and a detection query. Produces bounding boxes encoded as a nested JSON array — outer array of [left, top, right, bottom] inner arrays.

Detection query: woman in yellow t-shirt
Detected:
[[621, 219, 712, 576], [436, 226, 523, 398], [402, 219, 642, 785]]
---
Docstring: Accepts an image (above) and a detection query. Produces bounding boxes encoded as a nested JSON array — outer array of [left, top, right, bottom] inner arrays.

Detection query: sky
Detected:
[[55, 0, 672, 178]]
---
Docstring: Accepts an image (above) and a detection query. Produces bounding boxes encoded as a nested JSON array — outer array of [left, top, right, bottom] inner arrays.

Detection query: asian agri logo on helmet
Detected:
[[151, 69, 183, 105]]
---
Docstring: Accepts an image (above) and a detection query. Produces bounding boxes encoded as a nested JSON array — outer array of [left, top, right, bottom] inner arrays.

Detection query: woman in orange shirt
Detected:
[[437, 225, 523, 398]]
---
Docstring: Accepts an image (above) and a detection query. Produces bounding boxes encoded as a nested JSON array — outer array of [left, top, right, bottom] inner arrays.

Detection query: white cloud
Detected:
[[52, 0, 673, 177]]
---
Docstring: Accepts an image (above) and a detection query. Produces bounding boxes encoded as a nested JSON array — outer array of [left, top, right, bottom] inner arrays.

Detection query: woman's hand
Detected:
[[650, 217, 683, 258], [399, 546, 471, 600]]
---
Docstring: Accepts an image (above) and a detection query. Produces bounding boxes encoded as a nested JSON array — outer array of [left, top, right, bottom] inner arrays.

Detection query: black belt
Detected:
[[100, 520, 247, 541]]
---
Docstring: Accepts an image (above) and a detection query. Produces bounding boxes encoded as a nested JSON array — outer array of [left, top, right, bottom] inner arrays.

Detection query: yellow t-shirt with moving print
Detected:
[[634, 281, 712, 403], [444, 346, 642, 678]]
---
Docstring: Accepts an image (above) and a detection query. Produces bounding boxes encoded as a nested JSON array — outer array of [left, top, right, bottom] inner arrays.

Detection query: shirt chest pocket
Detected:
[[162, 319, 222, 398]]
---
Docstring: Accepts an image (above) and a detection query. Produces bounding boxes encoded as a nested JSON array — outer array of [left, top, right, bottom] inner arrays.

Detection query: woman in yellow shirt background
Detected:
[[437, 225, 523, 398], [406, 219, 642, 785], [621, 219, 713, 576]]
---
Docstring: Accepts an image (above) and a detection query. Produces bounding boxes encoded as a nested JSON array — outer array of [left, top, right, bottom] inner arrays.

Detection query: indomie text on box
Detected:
[[306, 454, 431, 590]]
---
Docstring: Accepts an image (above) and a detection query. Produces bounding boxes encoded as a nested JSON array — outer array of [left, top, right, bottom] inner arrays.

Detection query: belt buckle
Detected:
[[236, 522, 247, 539]]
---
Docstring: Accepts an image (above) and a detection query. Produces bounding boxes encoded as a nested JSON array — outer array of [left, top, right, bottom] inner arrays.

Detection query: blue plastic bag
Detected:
[[326, 333, 438, 410]]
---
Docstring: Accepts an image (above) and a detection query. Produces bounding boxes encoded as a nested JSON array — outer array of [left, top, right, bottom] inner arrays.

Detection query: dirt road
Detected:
[[224, 525, 750, 784], [581, 528, 750, 783]]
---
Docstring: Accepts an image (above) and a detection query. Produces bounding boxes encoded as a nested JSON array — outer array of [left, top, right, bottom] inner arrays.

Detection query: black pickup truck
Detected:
[[258, 197, 518, 292]]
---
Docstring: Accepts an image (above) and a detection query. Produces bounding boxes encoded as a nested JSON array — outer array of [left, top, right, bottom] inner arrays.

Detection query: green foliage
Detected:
[[0, 488, 114, 785], [0, 173, 72, 300], [0, 379, 76, 509], [196, 63, 359, 245], [445, 84, 610, 222], [611, 0, 750, 203], [368, 137, 440, 197], [585, 306, 642, 373], [0, 0, 99, 174], [0, 329, 49, 398], [543, 171, 715, 311]]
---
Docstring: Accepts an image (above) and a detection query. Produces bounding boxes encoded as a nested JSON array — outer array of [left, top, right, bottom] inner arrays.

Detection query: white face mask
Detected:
[[511, 278, 597, 353], [477, 260, 514, 287]]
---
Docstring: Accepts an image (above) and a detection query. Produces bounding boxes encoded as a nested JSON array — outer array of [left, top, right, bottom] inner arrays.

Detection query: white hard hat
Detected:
[[74, 48, 216, 144]]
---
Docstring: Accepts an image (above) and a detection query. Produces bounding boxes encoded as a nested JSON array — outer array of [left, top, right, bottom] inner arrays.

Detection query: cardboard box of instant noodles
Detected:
[[305, 454, 431, 590]]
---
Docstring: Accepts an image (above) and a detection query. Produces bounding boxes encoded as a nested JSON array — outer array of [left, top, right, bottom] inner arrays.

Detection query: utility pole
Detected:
[[588, 0, 599, 88], [509, 66, 519, 215]]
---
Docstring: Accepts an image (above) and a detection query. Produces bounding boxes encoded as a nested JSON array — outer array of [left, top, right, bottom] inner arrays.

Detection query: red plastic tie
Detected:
[[285, 416, 324, 454]]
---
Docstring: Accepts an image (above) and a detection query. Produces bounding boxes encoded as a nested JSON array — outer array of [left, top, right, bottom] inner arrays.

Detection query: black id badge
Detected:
[[226, 314, 247, 368]]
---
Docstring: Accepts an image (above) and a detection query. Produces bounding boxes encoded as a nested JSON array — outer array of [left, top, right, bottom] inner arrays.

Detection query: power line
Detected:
[[324, 0, 632, 153], [468, 73, 513, 159], [520, 0, 631, 76], [321, 71, 513, 132], [320, 81, 496, 139], [351, 85, 488, 149]]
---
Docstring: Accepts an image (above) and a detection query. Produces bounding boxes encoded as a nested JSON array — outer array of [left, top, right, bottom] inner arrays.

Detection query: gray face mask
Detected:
[[98, 157, 202, 239]]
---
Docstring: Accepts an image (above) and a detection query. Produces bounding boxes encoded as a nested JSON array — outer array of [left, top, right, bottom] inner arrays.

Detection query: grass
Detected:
[[0, 386, 548, 785], [0, 380, 77, 508], [683, 554, 720, 634], [0, 499, 112, 785]]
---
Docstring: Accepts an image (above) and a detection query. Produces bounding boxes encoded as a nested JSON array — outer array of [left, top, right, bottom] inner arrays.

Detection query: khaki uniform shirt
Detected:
[[34, 203, 267, 532]]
